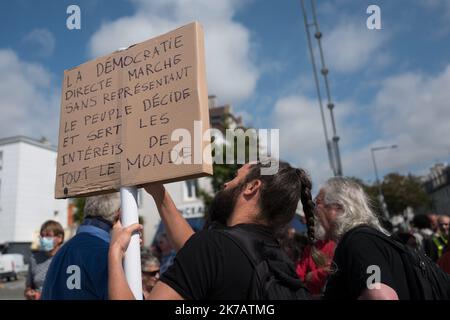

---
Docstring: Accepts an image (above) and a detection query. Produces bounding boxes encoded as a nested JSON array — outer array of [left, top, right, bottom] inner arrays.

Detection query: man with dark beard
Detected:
[[108, 162, 315, 300]]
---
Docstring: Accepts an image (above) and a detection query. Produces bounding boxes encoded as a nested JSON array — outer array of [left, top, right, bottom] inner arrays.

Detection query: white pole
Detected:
[[120, 186, 143, 300]]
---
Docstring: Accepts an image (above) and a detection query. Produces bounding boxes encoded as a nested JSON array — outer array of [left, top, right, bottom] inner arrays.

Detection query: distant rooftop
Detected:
[[423, 163, 450, 193], [208, 95, 244, 133], [0, 136, 56, 152]]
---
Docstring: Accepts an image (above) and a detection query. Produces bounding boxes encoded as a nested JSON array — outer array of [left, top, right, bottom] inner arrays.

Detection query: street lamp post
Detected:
[[370, 145, 398, 220]]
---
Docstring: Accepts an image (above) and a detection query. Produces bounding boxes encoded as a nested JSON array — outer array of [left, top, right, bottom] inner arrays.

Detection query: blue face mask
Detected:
[[40, 237, 55, 252]]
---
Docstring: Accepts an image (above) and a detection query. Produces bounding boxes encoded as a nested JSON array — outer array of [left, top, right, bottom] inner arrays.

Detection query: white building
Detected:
[[0, 136, 68, 244], [423, 163, 450, 215]]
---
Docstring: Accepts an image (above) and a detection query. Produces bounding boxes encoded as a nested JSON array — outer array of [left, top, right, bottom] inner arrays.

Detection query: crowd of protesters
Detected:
[[33, 160, 450, 300]]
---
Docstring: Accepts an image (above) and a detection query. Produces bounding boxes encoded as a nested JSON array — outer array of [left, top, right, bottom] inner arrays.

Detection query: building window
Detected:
[[185, 180, 198, 200]]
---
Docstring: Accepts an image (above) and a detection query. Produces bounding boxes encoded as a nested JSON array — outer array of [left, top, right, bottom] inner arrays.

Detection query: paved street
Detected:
[[0, 275, 25, 300]]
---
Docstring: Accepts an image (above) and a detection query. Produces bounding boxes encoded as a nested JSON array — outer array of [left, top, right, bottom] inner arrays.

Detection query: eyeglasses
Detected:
[[143, 270, 160, 277], [313, 198, 342, 210]]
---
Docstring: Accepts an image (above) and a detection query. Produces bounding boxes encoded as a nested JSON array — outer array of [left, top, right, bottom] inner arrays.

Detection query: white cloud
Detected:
[[272, 65, 450, 190], [22, 28, 56, 58], [0, 49, 59, 142], [88, 0, 258, 104], [323, 20, 389, 73], [272, 95, 356, 190], [369, 65, 450, 172]]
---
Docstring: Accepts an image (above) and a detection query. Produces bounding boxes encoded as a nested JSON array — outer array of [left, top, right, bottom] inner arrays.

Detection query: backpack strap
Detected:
[[343, 225, 426, 299], [215, 227, 297, 280], [216, 226, 308, 299], [215, 226, 275, 268], [344, 225, 406, 252], [215, 227, 272, 299]]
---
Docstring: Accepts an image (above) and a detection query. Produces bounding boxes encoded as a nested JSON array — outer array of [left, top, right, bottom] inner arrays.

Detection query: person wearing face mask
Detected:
[[41, 193, 120, 300], [24, 220, 64, 300]]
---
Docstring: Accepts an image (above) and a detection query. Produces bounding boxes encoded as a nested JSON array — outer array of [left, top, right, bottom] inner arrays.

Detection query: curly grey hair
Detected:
[[83, 192, 120, 224], [321, 177, 388, 241]]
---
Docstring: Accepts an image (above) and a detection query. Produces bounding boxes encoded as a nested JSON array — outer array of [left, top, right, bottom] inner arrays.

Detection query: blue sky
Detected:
[[1, 0, 450, 188]]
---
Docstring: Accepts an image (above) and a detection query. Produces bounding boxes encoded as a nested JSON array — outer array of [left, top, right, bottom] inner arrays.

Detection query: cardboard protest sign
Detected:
[[55, 21, 212, 199]]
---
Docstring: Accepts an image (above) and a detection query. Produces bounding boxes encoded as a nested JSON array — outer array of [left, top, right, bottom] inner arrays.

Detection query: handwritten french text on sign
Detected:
[[55, 22, 212, 199]]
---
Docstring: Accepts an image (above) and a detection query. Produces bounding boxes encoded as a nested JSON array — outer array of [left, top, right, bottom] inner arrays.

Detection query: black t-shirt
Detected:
[[323, 226, 410, 300], [161, 224, 267, 300]]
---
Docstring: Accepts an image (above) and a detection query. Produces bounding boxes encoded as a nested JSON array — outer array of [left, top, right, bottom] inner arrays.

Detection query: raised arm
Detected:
[[144, 184, 195, 250], [358, 283, 399, 300], [108, 221, 142, 300]]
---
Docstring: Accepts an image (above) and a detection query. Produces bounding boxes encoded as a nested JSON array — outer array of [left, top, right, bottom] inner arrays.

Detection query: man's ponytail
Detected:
[[296, 168, 315, 243]]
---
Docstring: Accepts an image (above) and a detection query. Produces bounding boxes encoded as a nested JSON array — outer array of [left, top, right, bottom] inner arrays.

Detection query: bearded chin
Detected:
[[206, 184, 242, 227], [314, 219, 327, 240]]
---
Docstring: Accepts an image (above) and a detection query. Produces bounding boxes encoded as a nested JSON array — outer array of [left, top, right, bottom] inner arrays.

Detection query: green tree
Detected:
[[73, 197, 86, 225], [380, 173, 431, 216], [348, 174, 431, 217]]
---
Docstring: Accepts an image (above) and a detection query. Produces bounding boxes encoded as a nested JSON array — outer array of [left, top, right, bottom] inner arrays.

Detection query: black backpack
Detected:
[[217, 226, 311, 300], [350, 226, 450, 300]]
